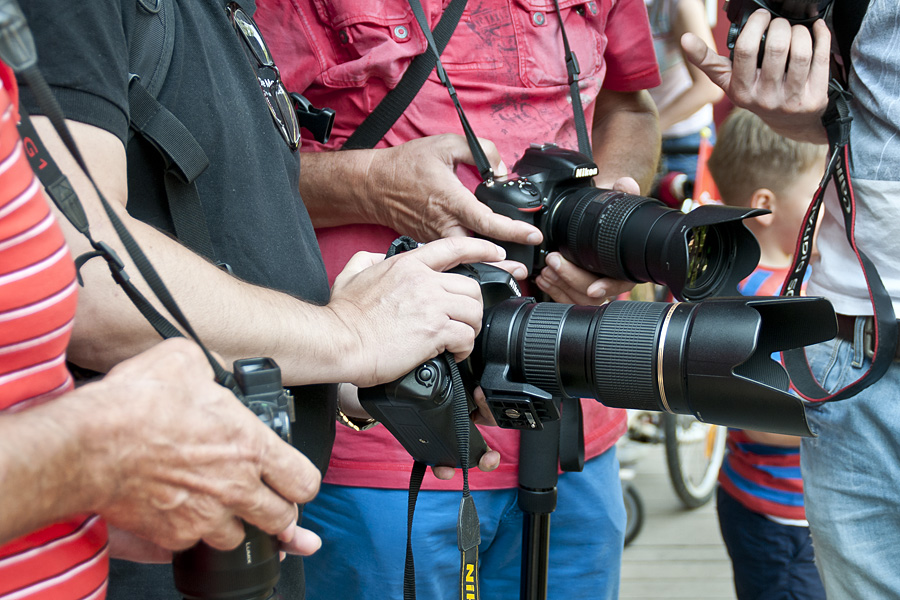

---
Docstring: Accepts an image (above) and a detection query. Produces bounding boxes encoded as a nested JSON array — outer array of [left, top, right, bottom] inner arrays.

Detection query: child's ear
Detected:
[[749, 188, 775, 226]]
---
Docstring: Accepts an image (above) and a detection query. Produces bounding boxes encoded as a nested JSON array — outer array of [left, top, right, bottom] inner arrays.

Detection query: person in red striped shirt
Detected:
[[707, 107, 827, 600], [0, 61, 323, 599]]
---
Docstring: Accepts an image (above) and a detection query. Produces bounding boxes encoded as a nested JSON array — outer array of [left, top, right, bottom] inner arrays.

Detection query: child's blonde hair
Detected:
[[707, 108, 826, 206]]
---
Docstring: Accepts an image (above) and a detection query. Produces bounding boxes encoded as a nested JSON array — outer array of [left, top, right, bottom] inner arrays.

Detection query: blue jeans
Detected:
[[660, 129, 716, 182], [717, 488, 824, 600], [301, 448, 624, 600], [800, 332, 900, 599]]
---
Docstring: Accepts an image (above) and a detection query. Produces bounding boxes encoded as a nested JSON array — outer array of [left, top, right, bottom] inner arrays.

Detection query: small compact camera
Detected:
[[474, 144, 764, 301], [173, 358, 294, 600]]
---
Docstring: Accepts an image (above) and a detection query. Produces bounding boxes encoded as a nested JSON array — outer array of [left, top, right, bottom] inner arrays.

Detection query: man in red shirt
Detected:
[[0, 61, 322, 599], [257, 1, 661, 597]]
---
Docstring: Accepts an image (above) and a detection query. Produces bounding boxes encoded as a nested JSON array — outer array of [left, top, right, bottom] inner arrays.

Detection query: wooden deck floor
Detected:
[[619, 443, 737, 600]]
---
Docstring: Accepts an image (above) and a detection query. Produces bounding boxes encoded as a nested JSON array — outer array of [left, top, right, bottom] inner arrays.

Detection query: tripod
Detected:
[[518, 422, 561, 600]]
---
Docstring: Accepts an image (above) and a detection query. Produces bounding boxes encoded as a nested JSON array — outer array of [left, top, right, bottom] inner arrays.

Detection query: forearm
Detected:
[[0, 392, 111, 544], [658, 79, 723, 132], [299, 149, 381, 229], [34, 118, 358, 386], [591, 89, 661, 194]]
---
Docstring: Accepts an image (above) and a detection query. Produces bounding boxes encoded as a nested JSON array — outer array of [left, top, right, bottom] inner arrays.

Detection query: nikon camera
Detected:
[[475, 144, 765, 301], [360, 263, 837, 468]]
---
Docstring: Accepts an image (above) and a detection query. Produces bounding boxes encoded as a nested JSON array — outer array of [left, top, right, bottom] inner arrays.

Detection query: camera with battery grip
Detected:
[[172, 358, 295, 600], [359, 261, 837, 468]]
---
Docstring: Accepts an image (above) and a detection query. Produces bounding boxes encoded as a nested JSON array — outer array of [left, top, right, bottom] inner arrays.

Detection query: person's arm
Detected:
[[681, 9, 831, 144], [533, 88, 660, 304], [301, 134, 541, 245], [656, 0, 724, 132], [33, 118, 505, 389], [0, 339, 321, 556], [742, 429, 801, 447]]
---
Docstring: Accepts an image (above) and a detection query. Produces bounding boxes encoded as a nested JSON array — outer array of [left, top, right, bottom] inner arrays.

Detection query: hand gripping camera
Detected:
[[474, 144, 765, 301], [172, 358, 294, 600], [360, 263, 837, 468], [724, 0, 832, 61]]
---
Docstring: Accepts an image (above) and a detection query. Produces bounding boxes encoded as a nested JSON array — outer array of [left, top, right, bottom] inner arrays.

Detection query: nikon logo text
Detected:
[[575, 167, 598, 178], [465, 564, 476, 600]]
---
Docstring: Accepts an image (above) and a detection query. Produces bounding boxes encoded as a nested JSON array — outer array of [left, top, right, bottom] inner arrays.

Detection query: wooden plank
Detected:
[[619, 442, 736, 599]]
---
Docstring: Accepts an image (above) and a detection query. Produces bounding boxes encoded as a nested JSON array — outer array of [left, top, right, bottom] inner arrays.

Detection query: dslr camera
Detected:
[[724, 0, 833, 60], [474, 144, 765, 301], [360, 263, 837, 468], [172, 358, 294, 600]]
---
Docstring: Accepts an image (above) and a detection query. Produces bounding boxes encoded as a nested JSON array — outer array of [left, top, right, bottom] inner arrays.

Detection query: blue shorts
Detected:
[[299, 447, 624, 600], [716, 487, 824, 600]]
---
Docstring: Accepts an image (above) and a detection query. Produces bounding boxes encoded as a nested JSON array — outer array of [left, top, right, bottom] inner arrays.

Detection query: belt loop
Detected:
[[851, 316, 866, 367]]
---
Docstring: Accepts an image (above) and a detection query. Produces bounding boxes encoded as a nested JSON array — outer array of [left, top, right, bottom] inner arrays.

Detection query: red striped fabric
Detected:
[[0, 63, 108, 599]]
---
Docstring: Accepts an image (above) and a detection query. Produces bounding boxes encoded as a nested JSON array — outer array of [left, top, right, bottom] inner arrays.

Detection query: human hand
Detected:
[[83, 339, 322, 554], [328, 237, 513, 387], [534, 176, 640, 304], [681, 9, 831, 144], [367, 134, 542, 245]]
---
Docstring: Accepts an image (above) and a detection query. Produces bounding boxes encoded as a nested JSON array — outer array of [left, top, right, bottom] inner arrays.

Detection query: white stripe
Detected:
[[0, 141, 23, 179], [0, 351, 67, 388], [0, 280, 77, 324], [0, 538, 108, 600], [0, 212, 56, 252], [4, 375, 73, 414], [0, 515, 102, 570], [0, 320, 74, 356], [0, 244, 70, 287], [0, 176, 40, 220]]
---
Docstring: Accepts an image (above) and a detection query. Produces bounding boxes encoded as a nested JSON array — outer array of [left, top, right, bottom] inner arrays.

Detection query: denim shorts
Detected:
[[800, 331, 900, 599]]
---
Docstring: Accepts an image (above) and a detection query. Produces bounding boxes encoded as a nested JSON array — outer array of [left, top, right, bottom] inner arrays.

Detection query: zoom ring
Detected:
[[593, 302, 665, 411], [593, 194, 647, 280], [521, 303, 571, 397]]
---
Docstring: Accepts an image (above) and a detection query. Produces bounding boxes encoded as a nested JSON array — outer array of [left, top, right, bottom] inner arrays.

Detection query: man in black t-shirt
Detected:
[[19, 0, 508, 598]]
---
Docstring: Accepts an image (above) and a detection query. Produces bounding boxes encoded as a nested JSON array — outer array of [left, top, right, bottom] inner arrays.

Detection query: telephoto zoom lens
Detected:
[[547, 188, 764, 301], [478, 295, 836, 436]]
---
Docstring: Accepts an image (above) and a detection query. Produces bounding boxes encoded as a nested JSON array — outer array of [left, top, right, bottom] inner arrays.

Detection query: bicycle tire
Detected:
[[663, 413, 727, 509], [622, 480, 644, 547]]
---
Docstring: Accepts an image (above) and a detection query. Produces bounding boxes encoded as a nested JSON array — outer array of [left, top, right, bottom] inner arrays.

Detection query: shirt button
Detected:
[[338, 29, 349, 43], [394, 25, 409, 39], [532, 11, 546, 26]]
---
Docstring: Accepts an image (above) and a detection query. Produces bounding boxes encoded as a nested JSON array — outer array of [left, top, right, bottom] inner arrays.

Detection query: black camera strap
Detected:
[[2, 3, 237, 392], [343, 0, 467, 150], [386, 236, 481, 600], [779, 79, 897, 401], [405, 0, 493, 182]]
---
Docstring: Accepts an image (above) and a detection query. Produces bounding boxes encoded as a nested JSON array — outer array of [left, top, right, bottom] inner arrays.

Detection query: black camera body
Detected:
[[725, 0, 832, 60], [173, 358, 294, 600], [362, 263, 838, 470], [474, 144, 765, 301]]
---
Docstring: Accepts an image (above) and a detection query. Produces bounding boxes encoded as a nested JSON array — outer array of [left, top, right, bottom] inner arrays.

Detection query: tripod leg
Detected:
[[518, 421, 561, 600]]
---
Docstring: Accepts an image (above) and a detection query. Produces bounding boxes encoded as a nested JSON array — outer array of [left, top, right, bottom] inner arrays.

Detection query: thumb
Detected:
[[681, 32, 733, 91]]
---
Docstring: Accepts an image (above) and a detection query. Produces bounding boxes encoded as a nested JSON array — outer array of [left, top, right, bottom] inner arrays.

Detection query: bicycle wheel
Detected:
[[663, 413, 727, 509], [622, 480, 644, 547]]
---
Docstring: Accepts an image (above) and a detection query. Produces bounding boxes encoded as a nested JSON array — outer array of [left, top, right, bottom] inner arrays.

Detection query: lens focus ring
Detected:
[[521, 303, 571, 397], [593, 301, 665, 411]]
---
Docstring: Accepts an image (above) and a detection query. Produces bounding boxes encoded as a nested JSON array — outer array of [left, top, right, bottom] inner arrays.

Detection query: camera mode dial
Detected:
[[500, 177, 542, 212]]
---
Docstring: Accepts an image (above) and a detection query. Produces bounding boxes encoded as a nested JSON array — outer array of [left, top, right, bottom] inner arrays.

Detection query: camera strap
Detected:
[[3, 5, 238, 392], [779, 79, 898, 401], [343, 0, 467, 150], [385, 236, 481, 600]]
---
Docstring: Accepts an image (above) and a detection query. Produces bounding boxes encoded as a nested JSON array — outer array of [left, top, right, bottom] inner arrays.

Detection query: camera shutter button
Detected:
[[415, 364, 436, 388]]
